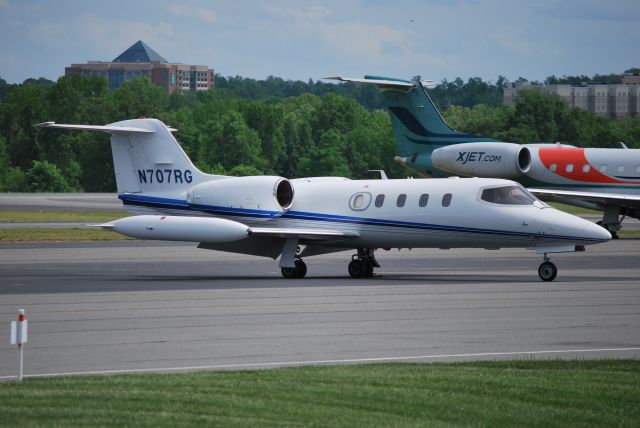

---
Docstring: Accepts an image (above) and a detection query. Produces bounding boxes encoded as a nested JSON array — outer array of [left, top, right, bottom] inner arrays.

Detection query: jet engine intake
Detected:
[[186, 176, 294, 218], [432, 142, 531, 179]]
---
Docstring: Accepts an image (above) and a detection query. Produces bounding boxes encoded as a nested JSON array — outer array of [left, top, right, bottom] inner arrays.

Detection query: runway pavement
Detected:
[[1, 240, 639, 379], [0, 193, 121, 212]]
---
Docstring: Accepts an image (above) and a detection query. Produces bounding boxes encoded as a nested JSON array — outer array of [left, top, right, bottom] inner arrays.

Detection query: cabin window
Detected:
[[419, 193, 429, 207], [442, 193, 452, 207], [617, 165, 625, 173], [550, 163, 557, 172], [396, 194, 407, 207], [481, 185, 536, 205], [348, 192, 371, 211], [635, 166, 640, 174], [582, 164, 590, 173], [565, 164, 574, 173], [375, 194, 385, 208], [599, 165, 608, 173]]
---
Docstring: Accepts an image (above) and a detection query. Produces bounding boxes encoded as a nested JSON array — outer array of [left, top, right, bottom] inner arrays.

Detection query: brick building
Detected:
[[65, 40, 214, 94]]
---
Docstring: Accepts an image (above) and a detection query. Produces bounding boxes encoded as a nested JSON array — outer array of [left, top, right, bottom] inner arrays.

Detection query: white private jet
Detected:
[[36, 118, 610, 281], [328, 75, 640, 237]]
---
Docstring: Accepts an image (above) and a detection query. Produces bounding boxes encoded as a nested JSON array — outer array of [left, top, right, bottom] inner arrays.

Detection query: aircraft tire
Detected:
[[348, 260, 364, 277], [294, 259, 307, 278], [538, 261, 557, 282], [363, 260, 374, 277], [281, 259, 307, 279]]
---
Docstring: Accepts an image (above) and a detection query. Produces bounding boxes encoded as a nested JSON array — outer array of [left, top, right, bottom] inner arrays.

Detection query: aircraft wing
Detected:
[[248, 227, 359, 241], [529, 188, 640, 207]]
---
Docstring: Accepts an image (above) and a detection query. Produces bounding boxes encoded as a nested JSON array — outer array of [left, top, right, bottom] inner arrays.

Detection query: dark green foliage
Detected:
[[442, 88, 640, 148], [1, 74, 639, 192], [26, 160, 70, 192], [429, 76, 507, 109]]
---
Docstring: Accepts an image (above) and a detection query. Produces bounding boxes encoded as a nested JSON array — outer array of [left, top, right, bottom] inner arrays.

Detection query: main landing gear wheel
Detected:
[[348, 248, 378, 278], [281, 259, 307, 279], [538, 261, 557, 282], [348, 259, 374, 278]]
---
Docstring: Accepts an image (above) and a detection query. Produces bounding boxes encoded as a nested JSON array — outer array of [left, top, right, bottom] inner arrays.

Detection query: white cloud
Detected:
[[319, 21, 406, 64], [77, 15, 175, 57], [287, 5, 331, 20], [31, 21, 66, 41], [167, 4, 218, 25]]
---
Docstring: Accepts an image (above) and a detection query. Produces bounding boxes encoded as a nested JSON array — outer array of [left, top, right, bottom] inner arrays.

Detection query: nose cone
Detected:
[[582, 219, 612, 243], [536, 208, 611, 245]]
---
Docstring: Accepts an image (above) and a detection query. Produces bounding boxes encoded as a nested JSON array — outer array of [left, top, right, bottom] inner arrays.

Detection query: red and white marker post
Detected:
[[10, 309, 28, 381]]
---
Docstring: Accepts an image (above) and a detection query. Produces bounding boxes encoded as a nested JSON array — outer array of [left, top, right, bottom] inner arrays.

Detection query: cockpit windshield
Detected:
[[480, 185, 537, 205]]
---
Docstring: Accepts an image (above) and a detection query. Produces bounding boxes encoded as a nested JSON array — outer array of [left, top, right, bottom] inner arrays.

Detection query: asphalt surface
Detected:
[[0, 193, 121, 212], [1, 240, 639, 379]]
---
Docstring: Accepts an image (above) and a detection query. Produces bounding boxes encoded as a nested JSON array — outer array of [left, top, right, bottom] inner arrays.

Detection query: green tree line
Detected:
[[0, 73, 638, 192]]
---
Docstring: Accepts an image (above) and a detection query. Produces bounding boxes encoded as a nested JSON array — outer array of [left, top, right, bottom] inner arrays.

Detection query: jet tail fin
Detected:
[[326, 75, 498, 157], [37, 118, 211, 195]]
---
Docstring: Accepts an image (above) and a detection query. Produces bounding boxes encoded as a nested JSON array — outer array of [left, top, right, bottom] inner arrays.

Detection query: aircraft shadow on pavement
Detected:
[[3, 272, 622, 295]]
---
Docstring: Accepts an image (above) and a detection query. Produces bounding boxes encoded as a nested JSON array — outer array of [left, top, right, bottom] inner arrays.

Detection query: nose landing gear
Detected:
[[538, 254, 557, 282]]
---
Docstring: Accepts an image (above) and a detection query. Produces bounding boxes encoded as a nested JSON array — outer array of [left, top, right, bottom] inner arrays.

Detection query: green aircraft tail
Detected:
[[329, 75, 498, 158]]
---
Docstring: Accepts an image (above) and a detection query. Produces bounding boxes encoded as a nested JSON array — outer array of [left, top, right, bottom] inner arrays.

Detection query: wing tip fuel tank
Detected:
[[102, 215, 249, 243]]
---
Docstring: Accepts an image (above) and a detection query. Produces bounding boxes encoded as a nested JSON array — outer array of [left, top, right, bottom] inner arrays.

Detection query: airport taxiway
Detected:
[[1, 240, 639, 379]]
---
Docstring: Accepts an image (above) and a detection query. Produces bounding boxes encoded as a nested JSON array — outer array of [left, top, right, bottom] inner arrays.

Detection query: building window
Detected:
[[375, 194, 385, 208], [396, 194, 407, 207], [419, 194, 429, 207], [442, 193, 452, 207]]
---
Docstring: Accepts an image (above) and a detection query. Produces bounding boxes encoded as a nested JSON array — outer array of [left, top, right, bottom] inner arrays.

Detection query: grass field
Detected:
[[0, 361, 638, 427], [0, 228, 132, 242], [0, 210, 129, 223]]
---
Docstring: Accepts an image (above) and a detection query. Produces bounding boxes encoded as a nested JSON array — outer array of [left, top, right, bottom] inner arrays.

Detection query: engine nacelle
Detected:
[[186, 176, 294, 219], [432, 142, 531, 179]]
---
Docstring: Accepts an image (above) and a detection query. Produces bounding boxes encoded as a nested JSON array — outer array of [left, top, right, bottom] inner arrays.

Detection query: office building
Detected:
[[65, 40, 214, 94], [503, 78, 640, 119]]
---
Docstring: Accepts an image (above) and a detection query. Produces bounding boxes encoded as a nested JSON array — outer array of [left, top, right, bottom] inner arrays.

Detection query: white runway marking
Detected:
[[2, 347, 639, 380]]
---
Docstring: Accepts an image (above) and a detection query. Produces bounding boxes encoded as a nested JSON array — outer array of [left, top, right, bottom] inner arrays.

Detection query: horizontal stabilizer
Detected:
[[35, 122, 154, 135], [325, 76, 437, 89]]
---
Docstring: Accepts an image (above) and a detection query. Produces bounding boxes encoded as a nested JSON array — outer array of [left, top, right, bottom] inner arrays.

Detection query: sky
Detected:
[[0, 0, 638, 85]]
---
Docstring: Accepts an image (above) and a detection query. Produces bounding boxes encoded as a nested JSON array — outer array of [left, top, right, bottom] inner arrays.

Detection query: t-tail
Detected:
[[36, 118, 214, 212], [327, 75, 499, 176]]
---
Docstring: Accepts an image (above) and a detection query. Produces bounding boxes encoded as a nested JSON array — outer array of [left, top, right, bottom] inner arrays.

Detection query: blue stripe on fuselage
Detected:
[[118, 193, 595, 242]]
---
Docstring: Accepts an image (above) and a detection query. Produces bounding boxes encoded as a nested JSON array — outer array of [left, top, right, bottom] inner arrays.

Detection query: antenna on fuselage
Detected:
[[367, 170, 388, 180]]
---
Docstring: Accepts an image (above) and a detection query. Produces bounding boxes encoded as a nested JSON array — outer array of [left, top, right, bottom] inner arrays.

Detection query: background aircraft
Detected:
[[329, 76, 640, 237], [37, 118, 610, 281]]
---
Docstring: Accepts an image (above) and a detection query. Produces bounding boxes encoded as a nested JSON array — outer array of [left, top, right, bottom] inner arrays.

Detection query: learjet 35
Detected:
[[36, 118, 610, 281]]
